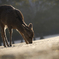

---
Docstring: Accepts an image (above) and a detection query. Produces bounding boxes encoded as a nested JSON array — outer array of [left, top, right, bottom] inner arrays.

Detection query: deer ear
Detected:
[[28, 23, 33, 30]]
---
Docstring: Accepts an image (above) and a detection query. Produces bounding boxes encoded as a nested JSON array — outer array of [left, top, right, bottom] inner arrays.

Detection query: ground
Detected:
[[0, 36, 59, 59]]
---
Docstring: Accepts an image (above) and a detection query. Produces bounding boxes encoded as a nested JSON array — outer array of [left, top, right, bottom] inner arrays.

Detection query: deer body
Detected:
[[0, 5, 34, 47]]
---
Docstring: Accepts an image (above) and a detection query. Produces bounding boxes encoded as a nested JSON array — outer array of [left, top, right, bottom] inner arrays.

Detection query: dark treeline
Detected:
[[0, 0, 59, 45]]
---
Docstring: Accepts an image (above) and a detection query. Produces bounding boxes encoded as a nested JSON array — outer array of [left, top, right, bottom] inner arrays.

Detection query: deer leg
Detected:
[[4, 29, 9, 47], [20, 32, 29, 44], [8, 28, 13, 47], [1, 27, 6, 47]]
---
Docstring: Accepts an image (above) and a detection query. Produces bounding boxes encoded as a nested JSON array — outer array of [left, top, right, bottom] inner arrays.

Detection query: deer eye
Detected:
[[29, 37, 32, 39]]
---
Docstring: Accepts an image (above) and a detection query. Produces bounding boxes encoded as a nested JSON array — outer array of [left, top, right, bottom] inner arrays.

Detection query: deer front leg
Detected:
[[1, 27, 6, 47], [8, 28, 13, 47], [4, 29, 9, 47]]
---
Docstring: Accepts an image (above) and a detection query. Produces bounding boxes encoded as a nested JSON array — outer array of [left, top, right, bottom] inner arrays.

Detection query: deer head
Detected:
[[22, 23, 34, 44]]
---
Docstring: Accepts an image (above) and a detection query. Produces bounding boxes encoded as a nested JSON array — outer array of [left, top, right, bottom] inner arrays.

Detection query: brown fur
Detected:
[[0, 5, 34, 47]]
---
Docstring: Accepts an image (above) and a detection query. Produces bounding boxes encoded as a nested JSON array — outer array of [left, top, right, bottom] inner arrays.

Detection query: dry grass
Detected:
[[0, 36, 59, 59]]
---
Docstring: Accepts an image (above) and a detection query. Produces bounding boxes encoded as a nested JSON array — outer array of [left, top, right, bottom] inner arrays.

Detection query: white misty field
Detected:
[[0, 36, 59, 59]]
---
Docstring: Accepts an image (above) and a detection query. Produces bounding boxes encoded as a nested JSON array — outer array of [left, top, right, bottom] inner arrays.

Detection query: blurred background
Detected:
[[0, 0, 59, 45]]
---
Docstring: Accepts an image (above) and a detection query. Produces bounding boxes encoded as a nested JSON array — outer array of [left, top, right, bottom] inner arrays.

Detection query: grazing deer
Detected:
[[0, 5, 34, 47]]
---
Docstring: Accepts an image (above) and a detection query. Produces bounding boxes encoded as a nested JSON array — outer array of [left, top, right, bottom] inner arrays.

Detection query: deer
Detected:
[[0, 5, 34, 47]]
